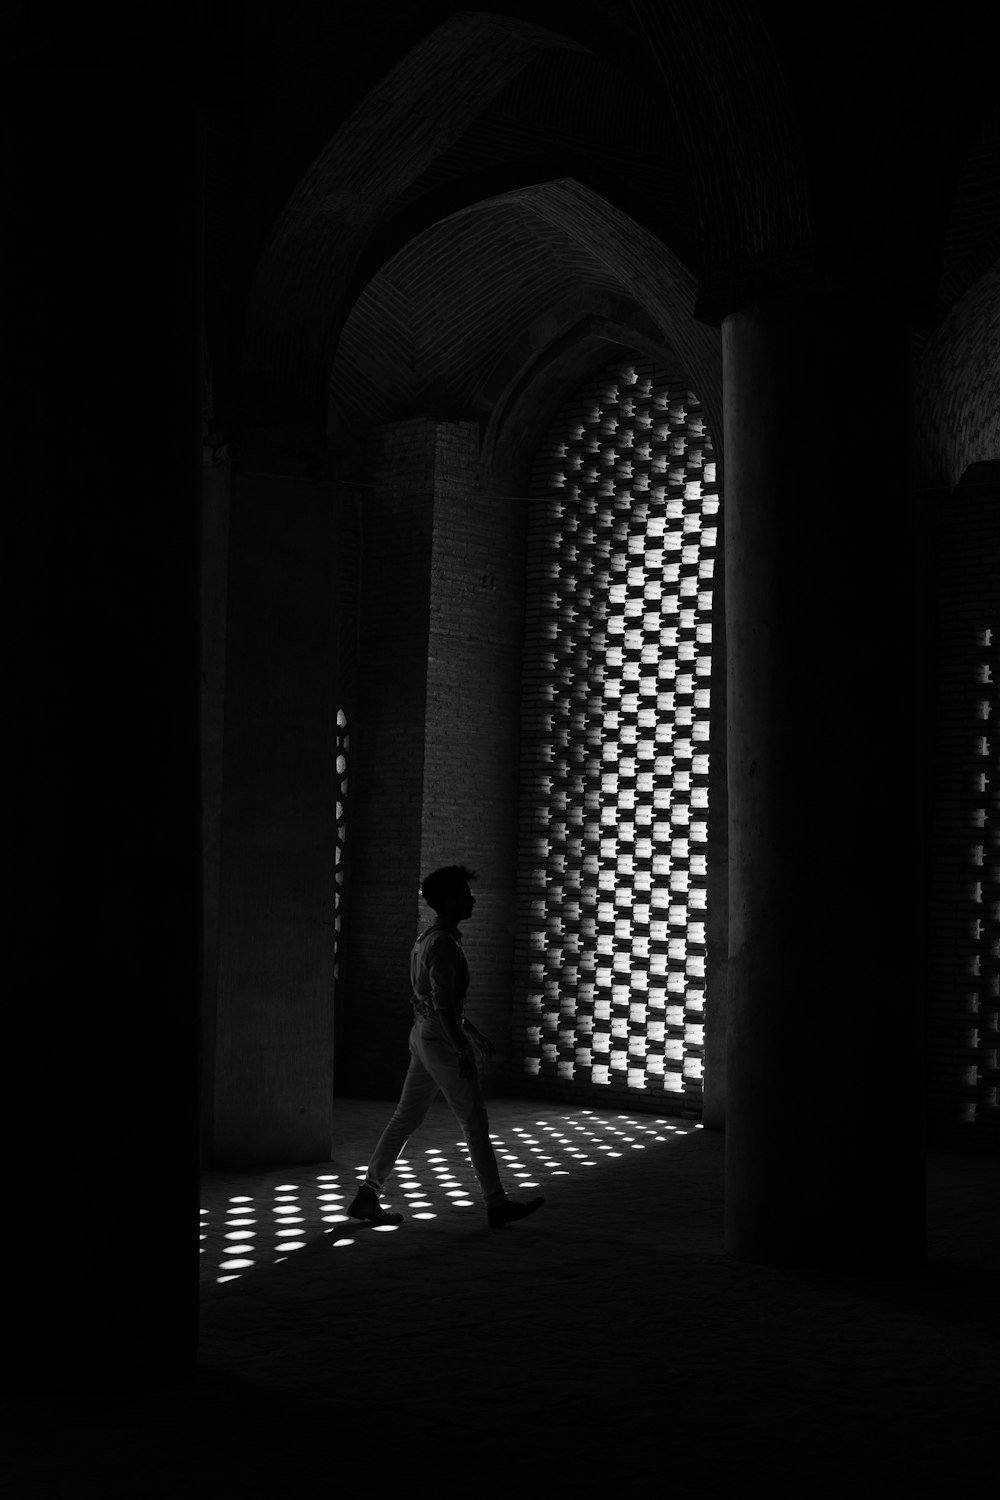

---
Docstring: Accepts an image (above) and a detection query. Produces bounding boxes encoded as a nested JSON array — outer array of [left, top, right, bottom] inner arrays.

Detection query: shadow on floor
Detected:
[[6, 1100, 999, 1498]]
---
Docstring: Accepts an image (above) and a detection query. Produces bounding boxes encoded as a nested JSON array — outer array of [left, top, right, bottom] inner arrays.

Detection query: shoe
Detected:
[[347, 1185, 404, 1226], [487, 1196, 545, 1229]]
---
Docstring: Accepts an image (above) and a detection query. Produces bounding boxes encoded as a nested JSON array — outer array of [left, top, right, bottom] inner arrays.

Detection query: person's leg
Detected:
[[364, 1045, 439, 1192], [409, 1022, 504, 1201], [439, 1072, 505, 1203], [348, 1029, 439, 1224], [412, 1023, 543, 1224]]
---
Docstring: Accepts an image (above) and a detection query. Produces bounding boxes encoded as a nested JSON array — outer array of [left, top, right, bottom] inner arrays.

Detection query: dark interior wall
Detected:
[[722, 288, 928, 1264], [200, 458, 230, 1161], [914, 261, 999, 1146], [926, 461, 999, 1147], [7, 0, 997, 1407], [209, 4, 997, 1156], [209, 474, 346, 1164], [338, 419, 527, 1096], [7, 44, 202, 1387], [337, 421, 437, 1097]]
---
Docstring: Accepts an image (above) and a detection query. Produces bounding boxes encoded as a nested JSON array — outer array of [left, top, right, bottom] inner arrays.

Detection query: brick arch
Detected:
[[225, 4, 998, 441], [327, 181, 722, 466], [242, 3, 748, 430], [341, 149, 695, 327], [241, 11, 589, 423], [915, 262, 1000, 490], [491, 180, 723, 454], [482, 299, 679, 483]]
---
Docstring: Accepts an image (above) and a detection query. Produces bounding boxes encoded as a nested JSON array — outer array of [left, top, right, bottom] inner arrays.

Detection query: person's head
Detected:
[[421, 864, 477, 924]]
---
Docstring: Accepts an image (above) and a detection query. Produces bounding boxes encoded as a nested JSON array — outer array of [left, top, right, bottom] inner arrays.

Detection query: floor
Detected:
[[6, 1099, 999, 1498]]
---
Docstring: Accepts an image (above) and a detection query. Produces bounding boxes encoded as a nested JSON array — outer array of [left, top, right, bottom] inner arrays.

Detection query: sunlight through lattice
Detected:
[[517, 358, 717, 1111], [199, 1110, 698, 1283]]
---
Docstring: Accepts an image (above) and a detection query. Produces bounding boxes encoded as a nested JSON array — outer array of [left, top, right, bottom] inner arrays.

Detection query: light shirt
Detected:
[[411, 921, 469, 1015]]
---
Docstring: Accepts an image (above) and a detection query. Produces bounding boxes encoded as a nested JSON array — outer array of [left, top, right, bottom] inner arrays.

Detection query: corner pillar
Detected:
[[722, 283, 925, 1268]]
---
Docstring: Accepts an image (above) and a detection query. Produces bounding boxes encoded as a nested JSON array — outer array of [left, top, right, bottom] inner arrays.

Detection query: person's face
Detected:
[[450, 883, 476, 923]]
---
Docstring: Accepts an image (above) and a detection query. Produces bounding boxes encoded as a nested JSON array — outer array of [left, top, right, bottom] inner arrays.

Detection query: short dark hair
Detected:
[[421, 864, 477, 913]]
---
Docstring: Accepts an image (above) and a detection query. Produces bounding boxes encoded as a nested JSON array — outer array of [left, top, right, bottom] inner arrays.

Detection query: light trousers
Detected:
[[365, 1013, 504, 1203]]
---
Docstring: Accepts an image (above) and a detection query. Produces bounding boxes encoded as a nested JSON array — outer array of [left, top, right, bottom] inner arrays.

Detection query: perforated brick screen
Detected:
[[514, 356, 717, 1112]]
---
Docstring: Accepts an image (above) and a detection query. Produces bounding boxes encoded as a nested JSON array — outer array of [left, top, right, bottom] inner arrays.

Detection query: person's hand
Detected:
[[471, 1031, 496, 1061], [458, 1048, 476, 1079]]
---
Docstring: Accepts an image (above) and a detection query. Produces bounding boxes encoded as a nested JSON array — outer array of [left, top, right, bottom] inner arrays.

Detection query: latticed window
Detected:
[[515, 356, 718, 1111]]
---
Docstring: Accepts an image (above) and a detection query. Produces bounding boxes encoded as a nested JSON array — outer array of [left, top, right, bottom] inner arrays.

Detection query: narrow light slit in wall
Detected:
[[335, 709, 349, 982], [967, 622, 998, 1122]]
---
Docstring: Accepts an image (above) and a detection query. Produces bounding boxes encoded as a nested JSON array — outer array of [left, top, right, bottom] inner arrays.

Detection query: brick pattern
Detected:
[[927, 470, 999, 1143], [630, 0, 810, 270], [422, 423, 527, 1076], [388, 45, 695, 250], [238, 4, 993, 434], [915, 264, 1000, 489], [338, 418, 527, 1095], [328, 202, 614, 429], [247, 13, 575, 400], [514, 356, 717, 1114], [328, 179, 724, 470]]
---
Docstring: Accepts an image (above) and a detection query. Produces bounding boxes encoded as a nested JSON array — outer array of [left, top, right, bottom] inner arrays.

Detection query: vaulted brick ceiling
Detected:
[[326, 183, 722, 446], [242, 10, 718, 430], [236, 2, 999, 454], [322, 33, 715, 441]]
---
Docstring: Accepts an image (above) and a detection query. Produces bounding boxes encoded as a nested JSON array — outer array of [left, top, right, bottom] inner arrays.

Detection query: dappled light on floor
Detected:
[[200, 1107, 699, 1283]]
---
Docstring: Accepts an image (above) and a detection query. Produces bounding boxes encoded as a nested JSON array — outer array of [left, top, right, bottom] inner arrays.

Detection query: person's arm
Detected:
[[438, 1006, 473, 1066], [462, 1019, 496, 1059], [428, 941, 475, 1072]]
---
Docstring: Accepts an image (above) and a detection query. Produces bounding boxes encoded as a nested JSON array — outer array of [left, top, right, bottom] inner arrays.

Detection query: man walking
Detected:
[[347, 865, 545, 1230]]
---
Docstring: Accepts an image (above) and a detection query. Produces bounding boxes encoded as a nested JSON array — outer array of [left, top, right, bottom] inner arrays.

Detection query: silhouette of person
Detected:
[[347, 864, 545, 1229]]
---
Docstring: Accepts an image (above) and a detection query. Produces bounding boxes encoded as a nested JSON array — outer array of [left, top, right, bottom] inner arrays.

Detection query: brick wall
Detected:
[[422, 423, 528, 1085], [335, 412, 994, 1149], [915, 265, 1000, 489], [212, 474, 349, 1164], [339, 418, 527, 1097], [337, 421, 435, 1097]]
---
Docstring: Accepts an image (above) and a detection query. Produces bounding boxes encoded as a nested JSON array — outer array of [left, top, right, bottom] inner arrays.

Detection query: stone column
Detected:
[[703, 501, 730, 1130], [722, 283, 925, 1269]]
